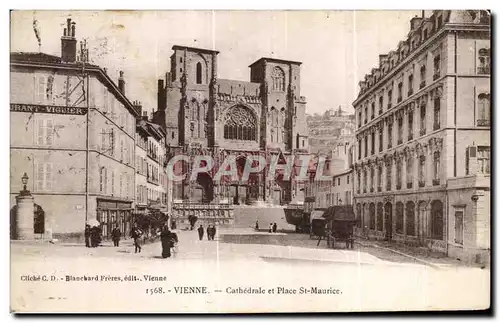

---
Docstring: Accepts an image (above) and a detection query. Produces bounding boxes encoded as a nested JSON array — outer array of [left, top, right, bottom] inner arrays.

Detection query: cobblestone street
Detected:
[[11, 227, 490, 312]]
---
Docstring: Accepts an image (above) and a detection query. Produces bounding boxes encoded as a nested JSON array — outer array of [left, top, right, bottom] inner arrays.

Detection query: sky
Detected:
[[10, 10, 421, 116]]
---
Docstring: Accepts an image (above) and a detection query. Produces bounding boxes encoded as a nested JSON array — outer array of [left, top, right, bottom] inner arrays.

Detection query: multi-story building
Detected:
[[10, 18, 139, 241], [153, 45, 310, 208], [134, 107, 171, 219], [307, 106, 355, 155], [353, 10, 490, 264]]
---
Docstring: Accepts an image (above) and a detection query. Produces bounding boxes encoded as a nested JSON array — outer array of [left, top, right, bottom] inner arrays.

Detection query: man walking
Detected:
[[272, 222, 278, 233], [111, 225, 121, 247], [198, 224, 204, 241], [130, 225, 143, 253], [84, 224, 91, 248]]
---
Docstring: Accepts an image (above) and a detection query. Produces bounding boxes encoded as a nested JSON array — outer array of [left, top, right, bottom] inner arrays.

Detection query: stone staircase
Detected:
[[232, 205, 295, 231]]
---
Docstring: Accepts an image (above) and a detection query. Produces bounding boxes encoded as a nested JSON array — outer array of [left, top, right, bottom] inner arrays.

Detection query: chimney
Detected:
[[157, 79, 165, 111], [410, 16, 423, 31], [118, 71, 125, 94], [142, 111, 148, 121], [133, 100, 142, 117], [61, 18, 77, 63]]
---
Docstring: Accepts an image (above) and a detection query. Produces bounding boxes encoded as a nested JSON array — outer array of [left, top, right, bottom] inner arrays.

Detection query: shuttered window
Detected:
[[35, 162, 54, 191], [36, 119, 54, 146]]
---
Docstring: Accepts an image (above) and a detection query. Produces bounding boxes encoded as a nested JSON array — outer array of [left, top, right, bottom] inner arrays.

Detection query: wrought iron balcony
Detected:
[[396, 184, 402, 190], [408, 89, 413, 96], [407, 182, 413, 189], [477, 119, 490, 126], [419, 181, 425, 188], [433, 123, 440, 131], [433, 73, 440, 81], [477, 66, 490, 75], [420, 81, 426, 89], [432, 179, 440, 186]]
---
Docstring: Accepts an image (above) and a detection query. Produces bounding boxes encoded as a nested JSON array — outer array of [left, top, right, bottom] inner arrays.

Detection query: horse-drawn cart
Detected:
[[317, 206, 357, 249]]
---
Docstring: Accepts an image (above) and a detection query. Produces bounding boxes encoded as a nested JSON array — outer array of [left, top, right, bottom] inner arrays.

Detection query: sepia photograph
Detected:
[[9, 9, 491, 313]]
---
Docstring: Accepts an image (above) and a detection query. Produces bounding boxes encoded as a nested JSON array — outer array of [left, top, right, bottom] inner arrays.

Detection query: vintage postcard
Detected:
[[10, 10, 490, 313]]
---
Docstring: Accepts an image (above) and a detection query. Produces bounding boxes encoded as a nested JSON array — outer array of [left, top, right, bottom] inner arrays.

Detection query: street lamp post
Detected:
[[20, 172, 31, 196], [15, 172, 35, 240]]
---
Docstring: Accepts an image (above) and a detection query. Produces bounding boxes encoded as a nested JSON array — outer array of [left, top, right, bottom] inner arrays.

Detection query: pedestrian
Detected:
[[84, 224, 91, 248], [130, 225, 143, 253], [160, 225, 173, 258], [170, 230, 179, 257], [255, 220, 259, 230], [198, 224, 204, 241], [206, 225, 211, 241], [171, 220, 177, 230], [111, 225, 121, 247], [212, 225, 217, 240], [272, 222, 277, 233], [90, 226, 100, 247], [268, 223, 273, 233]]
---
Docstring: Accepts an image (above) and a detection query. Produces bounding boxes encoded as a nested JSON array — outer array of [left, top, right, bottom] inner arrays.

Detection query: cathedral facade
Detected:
[[153, 45, 309, 205]]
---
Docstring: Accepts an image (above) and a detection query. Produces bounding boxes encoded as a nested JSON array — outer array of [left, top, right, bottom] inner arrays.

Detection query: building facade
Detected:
[[10, 19, 140, 241], [353, 10, 490, 264], [153, 45, 310, 208]]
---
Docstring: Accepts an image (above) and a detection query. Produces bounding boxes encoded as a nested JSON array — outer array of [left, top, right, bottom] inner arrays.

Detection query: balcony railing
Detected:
[[408, 89, 413, 96], [420, 81, 426, 89], [432, 179, 440, 186], [387, 103, 392, 110], [396, 184, 402, 190], [377, 186, 382, 192], [370, 187, 374, 193], [477, 66, 490, 75], [379, 109, 383, 115], [420, 128, 426, 136], [397, 139, 403, 145], [386, 184, 391, 191], [408, 133, 413, 141], [419, 181, 425, 188], [407, 182, 413, 189], [397, 97, 402, 103], [433, 73, 440, 81], [477, 119, 490, 126], [433, 123, 440, 131]]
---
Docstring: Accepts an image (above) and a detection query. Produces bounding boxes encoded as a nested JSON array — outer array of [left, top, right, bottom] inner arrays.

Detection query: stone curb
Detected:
[[355, 240, 441, 270]]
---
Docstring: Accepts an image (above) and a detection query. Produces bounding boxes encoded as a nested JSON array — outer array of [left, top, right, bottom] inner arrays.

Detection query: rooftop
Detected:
[[172, 45, 219, 55], [249, 57, 302, 68]]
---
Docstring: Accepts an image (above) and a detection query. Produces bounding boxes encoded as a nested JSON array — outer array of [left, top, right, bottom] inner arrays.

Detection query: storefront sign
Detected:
[[10, 103, 87, 115]]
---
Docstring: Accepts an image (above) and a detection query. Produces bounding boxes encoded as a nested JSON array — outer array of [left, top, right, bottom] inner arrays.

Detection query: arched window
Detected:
[[196, 62, 202, 84], [223, 105, 257, 141], [430, 200, 444, 240], [478, 48, 490, 74], [478, 93, 490, 125], [376, 203, 383, 231], [272, 67, 285, 91], [406, 156, 413, 188], [395, 202, 404, 234], [406, 201, 415, 236], [433, 151, 440, 185], [418, 155, 426, 187], [369, 203, 376, 230]]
